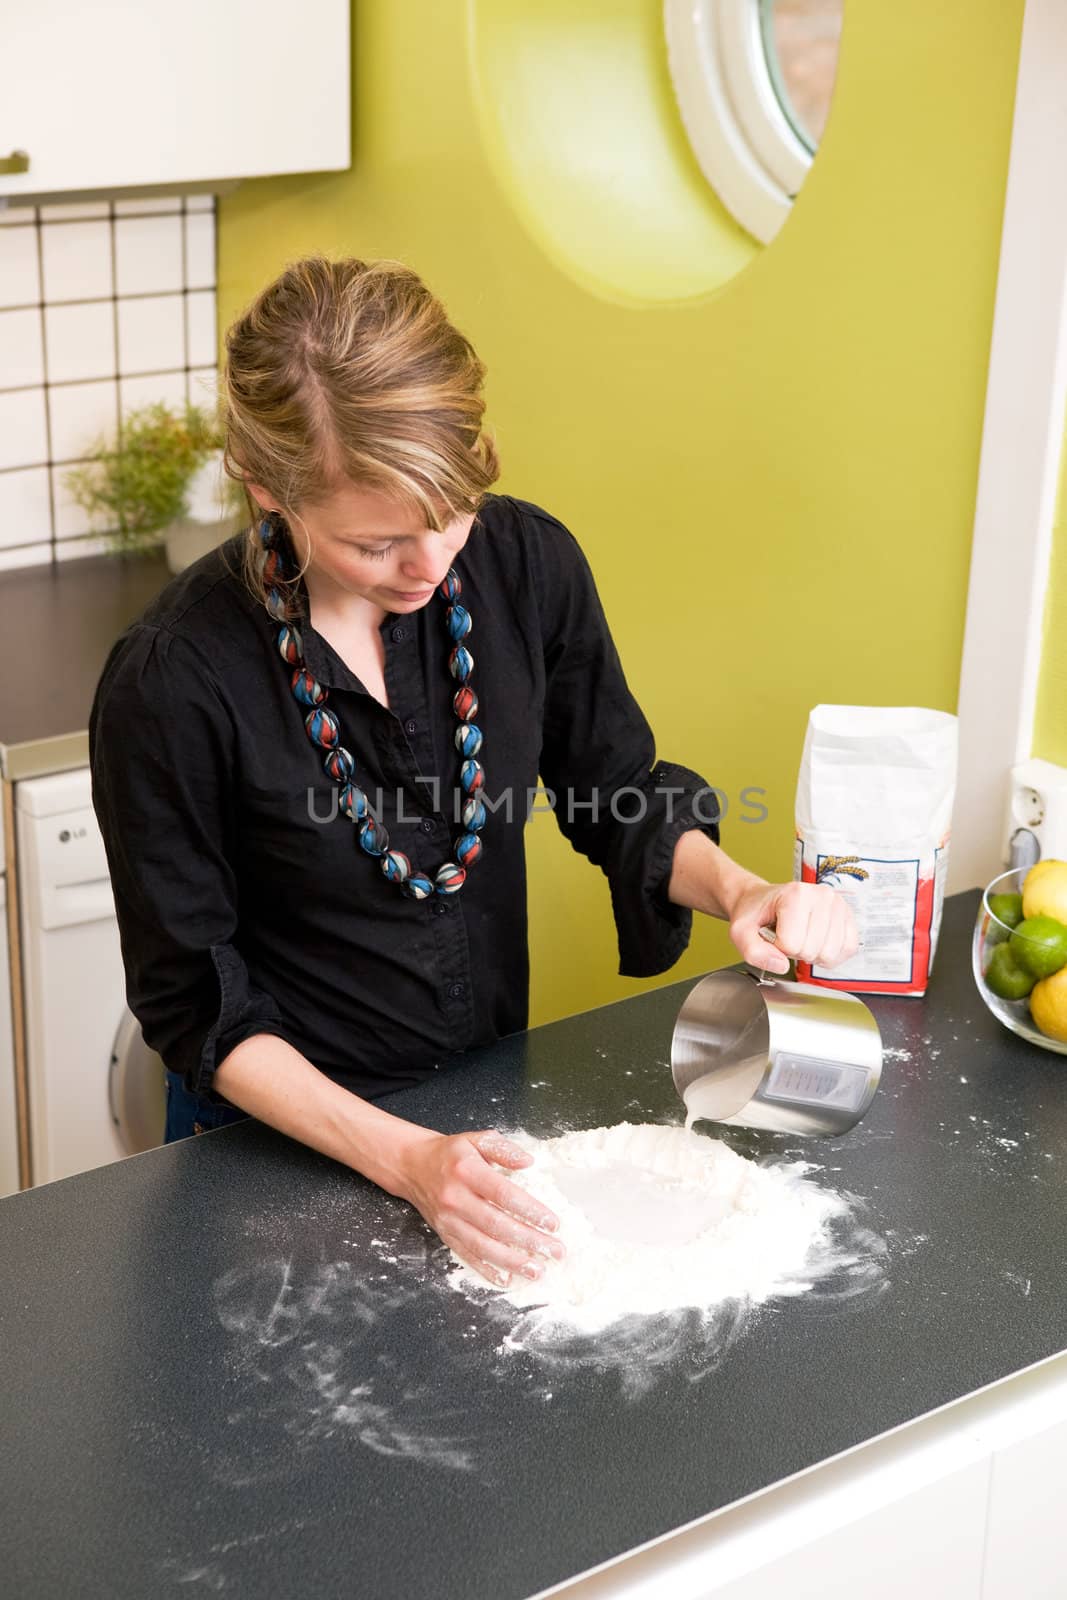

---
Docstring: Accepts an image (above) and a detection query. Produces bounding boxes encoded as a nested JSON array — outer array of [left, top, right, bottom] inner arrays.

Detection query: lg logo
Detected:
[[57, 826, 88, 844]]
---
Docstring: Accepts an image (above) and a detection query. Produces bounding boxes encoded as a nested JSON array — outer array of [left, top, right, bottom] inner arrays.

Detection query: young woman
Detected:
[[90, 256, 857, 1287]]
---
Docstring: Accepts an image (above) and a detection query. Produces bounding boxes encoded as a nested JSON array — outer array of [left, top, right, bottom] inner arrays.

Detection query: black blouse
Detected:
[[89, 495, 719, 1102]]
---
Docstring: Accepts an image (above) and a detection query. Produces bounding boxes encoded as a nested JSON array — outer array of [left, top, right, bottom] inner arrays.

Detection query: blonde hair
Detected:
[[220, 255, 499, 613]]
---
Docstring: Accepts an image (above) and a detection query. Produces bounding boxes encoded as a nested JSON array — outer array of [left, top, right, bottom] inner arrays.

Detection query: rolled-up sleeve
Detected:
[[89, 623, 290, 1096], [528, 511, 721, 977]]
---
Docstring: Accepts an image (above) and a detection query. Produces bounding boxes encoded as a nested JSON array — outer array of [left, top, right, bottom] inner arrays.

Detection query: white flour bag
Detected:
[[793, 705, 958, 995]]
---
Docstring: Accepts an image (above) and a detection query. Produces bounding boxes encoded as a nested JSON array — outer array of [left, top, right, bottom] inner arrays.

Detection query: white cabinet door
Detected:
[[0, 0, 349, 200], [0, 878, 18, 1197], [706, 1460, 989, 1600], [983, 1413, 1067, 1599]]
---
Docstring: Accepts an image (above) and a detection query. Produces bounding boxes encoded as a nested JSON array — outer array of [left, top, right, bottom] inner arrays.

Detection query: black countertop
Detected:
[[2, 892, 1066, 1598], [0, 549, 170, 780]]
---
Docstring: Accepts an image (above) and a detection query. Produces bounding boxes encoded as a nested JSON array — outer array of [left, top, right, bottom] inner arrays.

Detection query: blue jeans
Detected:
[[164, 1070, 250, 1143]]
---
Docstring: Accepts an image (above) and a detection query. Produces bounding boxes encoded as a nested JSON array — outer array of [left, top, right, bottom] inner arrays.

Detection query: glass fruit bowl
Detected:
[[973, 867, 1067, 1054]]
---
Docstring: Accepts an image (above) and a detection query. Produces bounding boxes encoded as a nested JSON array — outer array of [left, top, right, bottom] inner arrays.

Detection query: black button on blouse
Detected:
[[89, 496, 719, 1102]]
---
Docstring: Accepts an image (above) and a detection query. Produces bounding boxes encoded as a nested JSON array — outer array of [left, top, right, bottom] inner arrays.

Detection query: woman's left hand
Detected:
[[727, 879, 859, 975]]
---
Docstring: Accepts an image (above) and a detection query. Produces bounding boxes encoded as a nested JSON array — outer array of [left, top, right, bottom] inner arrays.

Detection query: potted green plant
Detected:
[[64, 401, 246, 573]]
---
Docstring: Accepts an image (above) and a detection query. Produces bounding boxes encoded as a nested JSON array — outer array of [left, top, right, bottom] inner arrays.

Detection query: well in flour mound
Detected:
[[450, 1122, 850, 1333]]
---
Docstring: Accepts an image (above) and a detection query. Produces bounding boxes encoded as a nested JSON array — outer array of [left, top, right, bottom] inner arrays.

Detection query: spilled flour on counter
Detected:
[[449, 1122, 870, 1337]]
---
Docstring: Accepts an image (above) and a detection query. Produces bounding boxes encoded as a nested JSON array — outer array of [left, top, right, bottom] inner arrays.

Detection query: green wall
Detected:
[[217, 0, 1025, 1026]]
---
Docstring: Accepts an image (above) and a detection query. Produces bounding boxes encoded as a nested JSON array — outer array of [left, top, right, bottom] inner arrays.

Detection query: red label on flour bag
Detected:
[[793, 706, 958, 996]]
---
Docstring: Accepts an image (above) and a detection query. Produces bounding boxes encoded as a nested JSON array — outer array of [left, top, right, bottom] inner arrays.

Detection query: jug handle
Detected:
[[749, 924, 795, 986]]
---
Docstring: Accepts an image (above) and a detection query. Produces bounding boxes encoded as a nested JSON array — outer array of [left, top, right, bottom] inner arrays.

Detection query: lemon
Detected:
[[1022, 859, 1067, 923], [984, 943, 1036, 1001], [1010, 914, 1067, 979], [988, 892, 1024, 929], [1029, 965, 1067, 1042]]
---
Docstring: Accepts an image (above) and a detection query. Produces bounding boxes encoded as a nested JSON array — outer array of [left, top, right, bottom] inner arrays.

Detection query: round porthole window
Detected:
[[665, 0, 845, 245]]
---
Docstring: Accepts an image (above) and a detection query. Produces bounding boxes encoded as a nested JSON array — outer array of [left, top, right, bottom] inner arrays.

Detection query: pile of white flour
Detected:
[[450, 1122, 850, 1333]]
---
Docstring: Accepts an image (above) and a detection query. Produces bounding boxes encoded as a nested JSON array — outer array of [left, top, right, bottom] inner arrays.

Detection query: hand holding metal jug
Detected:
[[671, 929, 883, 1137]]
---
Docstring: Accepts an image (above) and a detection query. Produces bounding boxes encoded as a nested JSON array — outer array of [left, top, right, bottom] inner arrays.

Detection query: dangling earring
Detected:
[[258, 512, 293, 620]]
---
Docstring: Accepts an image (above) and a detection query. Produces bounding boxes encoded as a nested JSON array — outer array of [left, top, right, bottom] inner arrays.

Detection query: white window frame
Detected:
[[664, 0, 815, 244]]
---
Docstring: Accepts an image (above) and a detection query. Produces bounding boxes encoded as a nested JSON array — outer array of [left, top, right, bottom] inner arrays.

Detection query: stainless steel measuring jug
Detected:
[[671, 969, 882, 1136]]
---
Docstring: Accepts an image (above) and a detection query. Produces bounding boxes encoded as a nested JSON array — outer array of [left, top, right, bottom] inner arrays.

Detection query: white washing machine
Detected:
[[15, 767, 165, 1186], [0, 801, 19, 1196]]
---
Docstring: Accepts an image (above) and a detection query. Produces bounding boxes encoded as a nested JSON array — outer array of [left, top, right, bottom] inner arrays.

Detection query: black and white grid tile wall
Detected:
[[0, 195, 218, 569]]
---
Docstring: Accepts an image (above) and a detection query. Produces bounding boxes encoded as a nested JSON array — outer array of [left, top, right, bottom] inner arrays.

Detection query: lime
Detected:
[[988, 892, 1025, 930], [1009, 914, 1067, 979], [1030, 965, 1067, 1042], [984, 942, 1036, 1001]]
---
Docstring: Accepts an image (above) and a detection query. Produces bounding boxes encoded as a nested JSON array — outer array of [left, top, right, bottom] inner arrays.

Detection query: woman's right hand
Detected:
[[213, 1038, 563, 1288], [398, 1129, 564, 1288]]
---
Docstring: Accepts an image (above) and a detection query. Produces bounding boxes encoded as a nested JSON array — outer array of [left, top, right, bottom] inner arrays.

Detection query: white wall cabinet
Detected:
[[0, 0, 349, 203]]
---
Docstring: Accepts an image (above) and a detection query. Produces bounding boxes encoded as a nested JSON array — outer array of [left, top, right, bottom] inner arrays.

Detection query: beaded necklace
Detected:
[[259, 515, 485, 899]]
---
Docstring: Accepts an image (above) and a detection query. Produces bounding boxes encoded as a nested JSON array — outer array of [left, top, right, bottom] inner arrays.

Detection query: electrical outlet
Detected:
[[1004, 758, 1067, 865]]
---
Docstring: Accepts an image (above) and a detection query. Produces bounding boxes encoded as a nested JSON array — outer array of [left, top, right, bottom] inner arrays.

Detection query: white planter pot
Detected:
[[163, 511, 246, 574], [162, 451, 249, 573]]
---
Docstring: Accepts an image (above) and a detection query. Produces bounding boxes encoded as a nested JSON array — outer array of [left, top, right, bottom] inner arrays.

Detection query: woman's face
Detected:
[[253, 479, 475, 614]]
